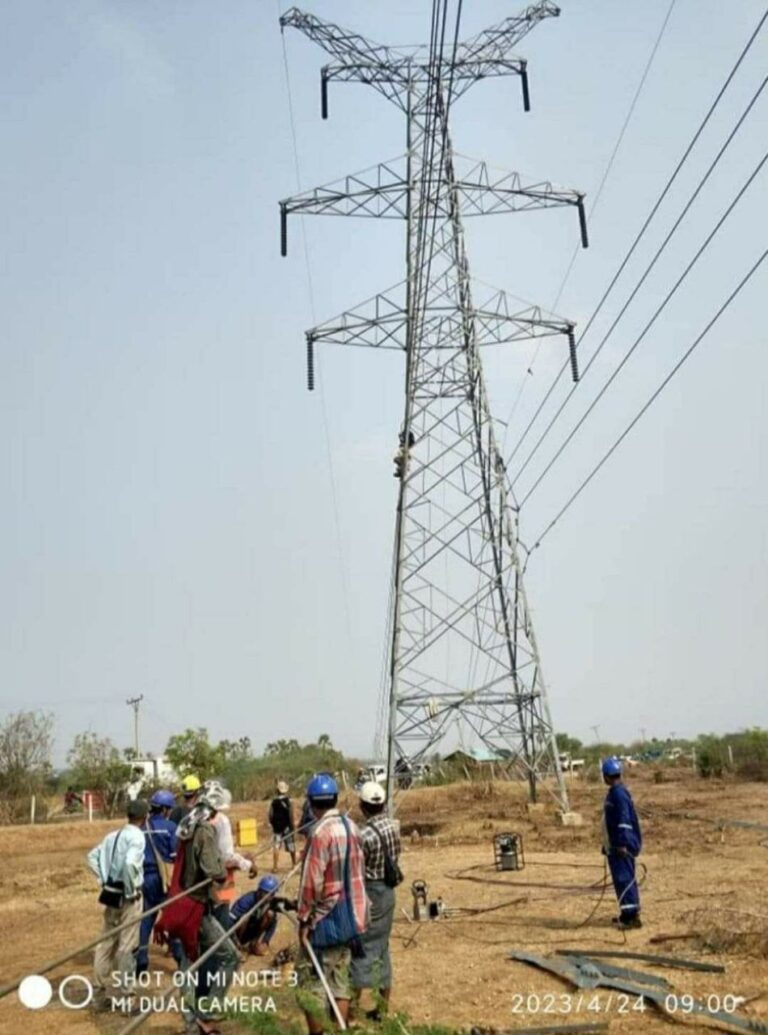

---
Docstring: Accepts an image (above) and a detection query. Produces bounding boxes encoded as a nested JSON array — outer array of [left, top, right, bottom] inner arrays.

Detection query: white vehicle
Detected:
[[364, 764, 387, 785], [559, 753, 585, 772]]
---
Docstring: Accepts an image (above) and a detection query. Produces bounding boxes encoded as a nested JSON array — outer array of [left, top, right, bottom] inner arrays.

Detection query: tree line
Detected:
[[0, 711, 350, 820], [1, 709, 767, 823]]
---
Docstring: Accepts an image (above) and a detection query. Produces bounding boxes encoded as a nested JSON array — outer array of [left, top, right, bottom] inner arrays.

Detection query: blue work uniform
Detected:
[[603, 782, 642, 918], [136, 814, 178, 974], [224, 890, 278, 947]]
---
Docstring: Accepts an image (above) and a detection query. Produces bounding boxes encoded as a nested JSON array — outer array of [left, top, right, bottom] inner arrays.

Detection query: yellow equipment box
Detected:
[[237, 818, 258, 847]]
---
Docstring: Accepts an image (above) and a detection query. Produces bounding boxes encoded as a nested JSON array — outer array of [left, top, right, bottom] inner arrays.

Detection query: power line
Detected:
[[519, 145, 768, 505], [505, 5, 768, 468], [552, 0, 678, 314], [515, 71, 768, 497], [501, 0, 679, 446], [531, 244, 768, 548]]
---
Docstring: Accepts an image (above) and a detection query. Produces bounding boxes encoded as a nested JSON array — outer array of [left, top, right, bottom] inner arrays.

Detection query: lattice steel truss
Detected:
[[280, 3, 588, 810]]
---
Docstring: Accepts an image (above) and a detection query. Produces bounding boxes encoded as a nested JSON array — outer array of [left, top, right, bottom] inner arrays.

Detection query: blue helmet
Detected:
[[150, 789, 176, 809], [601, 756, 622, 778], [258, 874, 280, 895], [307, 772, 338, 803]]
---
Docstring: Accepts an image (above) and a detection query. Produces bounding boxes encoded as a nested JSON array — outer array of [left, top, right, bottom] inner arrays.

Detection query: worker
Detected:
[[269, 780, 298, 870], [86, 799, 148, 1011], [173, 787, 239, 1035], [169, 774, 202, 825], [296, 773, 368, 1034], [393, 429, 415, 479], [202, 779, 258, 927], [350, 781, 402, 1021], [136, 789, 178, 975], [224, 875, 292, 955], [601, 756, 643, 929]]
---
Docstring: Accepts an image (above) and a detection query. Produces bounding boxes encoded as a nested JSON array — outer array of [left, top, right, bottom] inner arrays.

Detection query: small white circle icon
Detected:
[[18, 975, 53, 1010]]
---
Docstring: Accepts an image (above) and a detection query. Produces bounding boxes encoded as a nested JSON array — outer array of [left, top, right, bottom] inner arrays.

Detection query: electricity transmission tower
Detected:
[[280, 2, 588, 811]]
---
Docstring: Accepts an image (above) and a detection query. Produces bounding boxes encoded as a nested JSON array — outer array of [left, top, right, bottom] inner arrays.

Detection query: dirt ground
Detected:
[[1, 771, 767, 1035]]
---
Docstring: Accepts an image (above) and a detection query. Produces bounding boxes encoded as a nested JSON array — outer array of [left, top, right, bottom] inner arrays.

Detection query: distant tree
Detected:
[[265, 738, 301, 757], [123, 747, 138, 761], [219, 736, 252, 763], [0, 711, 54, 798], [317, 733, 333, 752], [67, 732, 132, 816], [165, 728, 226, 778], [555, 733, 584, 756]]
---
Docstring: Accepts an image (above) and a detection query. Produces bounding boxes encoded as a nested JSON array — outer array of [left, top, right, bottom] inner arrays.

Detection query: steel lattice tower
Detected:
[[280, 2, 588, 811]]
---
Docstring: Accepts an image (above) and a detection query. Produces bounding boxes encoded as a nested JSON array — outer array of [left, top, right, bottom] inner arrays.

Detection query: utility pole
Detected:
[[280, 2, 588, 813], [590, 724, 602, 745], [126, 695, 144, 758]]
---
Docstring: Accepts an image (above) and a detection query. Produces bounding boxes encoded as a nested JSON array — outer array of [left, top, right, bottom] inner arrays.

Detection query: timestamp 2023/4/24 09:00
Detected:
[[511, 993, 742, 1016]]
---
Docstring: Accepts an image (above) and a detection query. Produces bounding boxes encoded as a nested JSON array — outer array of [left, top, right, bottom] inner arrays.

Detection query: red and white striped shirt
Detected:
[[297, 809, 368, 932]]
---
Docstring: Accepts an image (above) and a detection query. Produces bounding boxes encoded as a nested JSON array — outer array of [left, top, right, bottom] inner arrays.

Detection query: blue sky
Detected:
[[1, 1, 766, 764]]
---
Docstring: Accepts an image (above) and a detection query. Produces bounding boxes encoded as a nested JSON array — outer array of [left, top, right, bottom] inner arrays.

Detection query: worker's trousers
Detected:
[[136, 870, 165, 975], [608, 852, 640, 916], [93, 896, 143, 998], [179, 914, 239, 1026]]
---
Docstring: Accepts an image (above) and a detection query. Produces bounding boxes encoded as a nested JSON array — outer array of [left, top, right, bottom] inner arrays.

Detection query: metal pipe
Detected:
[[0, 816, 313, 1002], [0, 878, 212, 1000], [116, 862, 303, 1035], [280, 203, 288, 256], [282, 911, 347, 1029]]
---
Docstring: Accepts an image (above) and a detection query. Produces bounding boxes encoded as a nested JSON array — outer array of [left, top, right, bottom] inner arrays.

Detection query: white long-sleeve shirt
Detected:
[[87, 824, 145, 900], [211, 812, 253, 871]]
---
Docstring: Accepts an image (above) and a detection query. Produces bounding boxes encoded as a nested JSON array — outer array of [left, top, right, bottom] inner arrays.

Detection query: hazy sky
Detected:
[[2, 1, 766, 766]]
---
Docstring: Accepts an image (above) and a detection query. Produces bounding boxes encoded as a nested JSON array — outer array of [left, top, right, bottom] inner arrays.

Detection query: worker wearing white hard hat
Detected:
[[202, 779, 257, 929], [350, 780, 402, 1020], [269, 779, 297, 871]]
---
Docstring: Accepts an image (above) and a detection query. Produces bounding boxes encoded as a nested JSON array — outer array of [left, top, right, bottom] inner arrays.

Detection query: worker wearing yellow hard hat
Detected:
[[169, 774, 201, 824]]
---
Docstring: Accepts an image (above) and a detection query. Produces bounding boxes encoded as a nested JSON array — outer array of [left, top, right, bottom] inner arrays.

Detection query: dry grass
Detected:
[[0, 773, 767, 1035]]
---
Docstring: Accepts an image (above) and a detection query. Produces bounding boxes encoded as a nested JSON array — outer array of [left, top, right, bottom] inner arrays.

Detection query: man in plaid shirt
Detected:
[[297, 773, 367, 1033], [358, 811, 401, 882], [350, 782, 402, 1020]]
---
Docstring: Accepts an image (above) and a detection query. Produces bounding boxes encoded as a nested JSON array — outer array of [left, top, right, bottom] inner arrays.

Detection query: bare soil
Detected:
[[1, 771, 767, 1035]]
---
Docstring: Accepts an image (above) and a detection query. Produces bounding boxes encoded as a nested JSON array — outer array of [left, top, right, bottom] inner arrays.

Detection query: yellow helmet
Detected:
[[181, 774, 201, 794]]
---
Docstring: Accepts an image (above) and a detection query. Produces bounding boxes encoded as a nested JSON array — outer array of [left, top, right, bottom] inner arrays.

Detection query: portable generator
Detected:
[[493, 831, 524, 871]]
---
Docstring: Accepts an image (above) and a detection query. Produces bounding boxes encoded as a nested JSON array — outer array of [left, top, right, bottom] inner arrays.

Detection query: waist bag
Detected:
[[373, 823, 403, 888]]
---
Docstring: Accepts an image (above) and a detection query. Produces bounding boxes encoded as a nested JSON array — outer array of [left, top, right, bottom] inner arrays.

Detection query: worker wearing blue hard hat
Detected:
[[601, 756, 643, 930], [296, 772, 368, 1034], [224, 874, 296, 955], [136, 789, 178, 975]]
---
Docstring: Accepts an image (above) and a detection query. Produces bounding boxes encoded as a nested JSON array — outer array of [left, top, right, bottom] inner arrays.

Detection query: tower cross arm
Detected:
[[306, 285, 408, 351], [280, 8, 408, 108], [457, 2, 560, 64], [452, 162, 589, 246], [280, 7, 393, 66]]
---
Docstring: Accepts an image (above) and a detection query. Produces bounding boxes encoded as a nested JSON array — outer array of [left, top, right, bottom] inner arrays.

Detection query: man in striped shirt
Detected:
[[296, 773, 368, 1033]]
